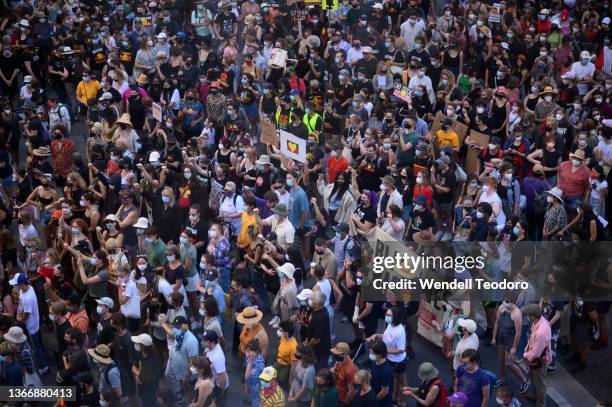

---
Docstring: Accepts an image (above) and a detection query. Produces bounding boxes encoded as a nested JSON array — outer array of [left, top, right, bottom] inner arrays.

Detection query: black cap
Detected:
[[172, 315, 188, 327], [73, 371, 94, 385], [202, 330, 219, 342]]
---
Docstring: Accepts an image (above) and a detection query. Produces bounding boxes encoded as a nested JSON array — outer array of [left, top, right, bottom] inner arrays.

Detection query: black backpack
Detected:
[[528, 179, 548, 214]]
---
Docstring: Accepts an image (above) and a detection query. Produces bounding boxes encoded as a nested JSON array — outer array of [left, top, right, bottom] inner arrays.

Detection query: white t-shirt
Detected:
[[479, 191, 506, 228], [19, 286, 40, 335], [570, 61, 596, 95], [205, 344, 229, 389], [120, 280, 141, 318], [383, 323, 406, 363], [263, 215, 295, 250]]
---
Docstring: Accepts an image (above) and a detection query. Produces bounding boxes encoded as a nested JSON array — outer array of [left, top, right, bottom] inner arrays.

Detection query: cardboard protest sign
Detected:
[[465, 130, 490, 174], [260, 115, 278, 146], [393, 84, 412, 103], [152, 102, 163, 122], [279, 130, 307, 163], [488, 3, 501, 23], [430, 111, 468, 145]]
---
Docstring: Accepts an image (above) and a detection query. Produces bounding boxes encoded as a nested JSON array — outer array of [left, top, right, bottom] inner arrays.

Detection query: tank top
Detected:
[[117, 205, 138, 246], [193, 378, 215, 406], [495, 310, 516, 346], [443, 51, 460, 69], [316, 279, 332, 309], [217, 150, 232, 166], [542, 149, 561, 178], [240, 323, 264, 354]]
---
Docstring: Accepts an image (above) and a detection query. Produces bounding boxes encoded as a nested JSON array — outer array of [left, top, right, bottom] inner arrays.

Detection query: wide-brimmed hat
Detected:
[[23, 75, 33, 83], [88, 344, 114, 364], [458, 318, 477, 334], [19, 19, 30, 28], [417, 362, 439, 381], [116, 113, 132, 127], [134, 217, 149, 229], [278, 262, 295, 280], [545, 186, 563, 202], [272, 203, 288, 216], [255, 155, 271, 165], [33, 146, 51, 157], [259, 366, 277, 382], [5, 326, 27, 344], [569, 149, 586, 161], [297, 288, 313, 301], [540, 86, 557, 96], [236, 306, 263, 324], [61, 46, 76, 54]]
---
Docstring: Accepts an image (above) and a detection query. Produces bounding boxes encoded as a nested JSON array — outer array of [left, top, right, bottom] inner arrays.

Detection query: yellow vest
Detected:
[[303, 112, 321, 134]]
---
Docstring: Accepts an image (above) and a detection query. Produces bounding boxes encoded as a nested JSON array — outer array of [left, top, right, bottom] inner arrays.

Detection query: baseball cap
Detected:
[[297, 288, 313, 301], [205, 269, 219, 281], [259, 366, 277, 382], [99, 92, 113, 101], [435, 155, 451, 166], [95, 297, 115, 308], [9, 273, 28, 286], [330, 342, 350, 355], [131, 333, 153, 346], [603, 17, 611, 25], [172, 315, 188, 327], [202, 330, 219, 342]]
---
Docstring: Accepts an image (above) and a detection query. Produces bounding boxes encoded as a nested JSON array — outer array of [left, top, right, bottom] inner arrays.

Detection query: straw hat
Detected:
[[116, 113, 132, 127], [236, 306, 263, 324], [569, 149, 586, 161], [540, 86, 557, 96], [87, 344, 114, 364]]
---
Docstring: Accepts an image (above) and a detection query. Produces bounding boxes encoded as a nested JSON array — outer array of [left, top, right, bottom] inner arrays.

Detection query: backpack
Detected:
[[527, 179, 548, 214], [103, 362, 135, 396]]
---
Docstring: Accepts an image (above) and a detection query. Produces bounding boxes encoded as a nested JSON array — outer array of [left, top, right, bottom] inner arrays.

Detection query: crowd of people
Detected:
[[0, 0, 611, 406]]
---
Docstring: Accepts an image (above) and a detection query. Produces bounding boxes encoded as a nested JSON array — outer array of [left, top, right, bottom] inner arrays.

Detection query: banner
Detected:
[[260, 115, 279, 146], [488, 3, 501, 23], [152, 102, 162, 122], [279, 130, 307, 163]]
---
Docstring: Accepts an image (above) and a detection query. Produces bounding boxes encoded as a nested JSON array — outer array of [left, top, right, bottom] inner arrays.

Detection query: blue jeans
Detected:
[[248, 265, 270, 313], [30, 331, 48, 370], [564, 195, 582, 210]]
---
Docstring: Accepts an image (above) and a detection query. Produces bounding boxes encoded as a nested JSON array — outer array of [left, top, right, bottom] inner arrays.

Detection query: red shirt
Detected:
[[289, 75, 306, 96], [412, 185, 433, 209], [327, 156, 348, 183], [557, 161, 590, 198]]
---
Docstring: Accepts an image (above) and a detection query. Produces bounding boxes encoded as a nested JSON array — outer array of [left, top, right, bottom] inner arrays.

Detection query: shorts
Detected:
[[184, 274, 199, 292], [388, 358, 407, 375]]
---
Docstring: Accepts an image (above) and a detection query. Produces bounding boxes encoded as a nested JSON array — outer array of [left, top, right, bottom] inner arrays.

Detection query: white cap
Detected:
[[458, 318, 477, 334], [540, 8, 549, 14], [99, 92, 113, 101], [134, 217, 149, 229], [372, 2, 383, 9], [361, 46, 373, 53], [148, 1, 158, 7], [603, 17, 611, 25], [156, 32, 167, 39], [149, 151, 161, 162], [19, 19, 30, 27], [501, 42, 509, 50], [297, 288, 313, 301], [580, 50, 591, 59], [131, 333, 153, 347], [23, 75, 33, 83], [104, 214, 118, 222]]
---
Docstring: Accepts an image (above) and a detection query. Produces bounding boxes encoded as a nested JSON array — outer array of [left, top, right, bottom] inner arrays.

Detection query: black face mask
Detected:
[[120, 124, 128, 130]]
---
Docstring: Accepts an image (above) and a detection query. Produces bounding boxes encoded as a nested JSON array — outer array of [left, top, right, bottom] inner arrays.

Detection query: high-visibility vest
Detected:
[[275, 106, 293, 127], [303, 112, 321, 134]]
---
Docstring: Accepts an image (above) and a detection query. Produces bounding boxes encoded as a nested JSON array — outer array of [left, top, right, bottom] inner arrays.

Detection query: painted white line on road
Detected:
[[546, 365, 598, 407]]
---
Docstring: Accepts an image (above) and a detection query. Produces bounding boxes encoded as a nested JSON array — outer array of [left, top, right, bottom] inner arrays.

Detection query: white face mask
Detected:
[[416, 176, 423, 185], [476, 211, 484, 219], [572, 159, 582, 167], [137, 264, 147, 271], [190, 366, 198, 375], [482, 185, 490, 193], [544, 95, 553, 102], [546, 196, 554, 203], [276, 329, 283, 338]]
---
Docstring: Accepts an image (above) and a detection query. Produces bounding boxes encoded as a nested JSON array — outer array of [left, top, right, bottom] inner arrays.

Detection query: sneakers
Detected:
[[268, 316, 280, 326], [341, 316, 349, 323], [519, 380, 530, 394]]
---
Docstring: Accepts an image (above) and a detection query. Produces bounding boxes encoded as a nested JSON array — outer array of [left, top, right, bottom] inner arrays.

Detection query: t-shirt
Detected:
[[18, 286, 40, 335], [383, 324, 406, 363], [214, 13, 237, 37], [370, 361, 393, 407], [290, 363, 315, 402], [276, 336, 297, 366], [166, 264, 185, 286], [433, 168, 456, 203], [333, 358, 357, 403], [455, 365, 490, 407], [307, 307, 331, 361], [120, 280, 141, 318], [354, 203, 377, 225], [435, 129, 460, 150], [396, 131, 418, 166], [180, 243, 198, 278], [205, 344, 229, 389]]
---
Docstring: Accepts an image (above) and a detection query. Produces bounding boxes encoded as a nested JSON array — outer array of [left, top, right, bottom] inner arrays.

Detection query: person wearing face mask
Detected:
[[258, 365, 286, 406], [454, 349, 491, 407], [94, 296, 115, 342], [159, 315, 199, 406], [568, 50, 596, 96], [73, 371, 101, 406], [87, 343, 121, 401], [196, 334, 226, 407], [494, 386, 521, 407], [542, 186, 568, 240], [271, 320, 297, 392], [198, 268, 227, 325], [557, 149, 590, 210], [199, 296, 225, 348], [75, 72, 101, 116], [130, 333, 160, 407], [115, 267, 141, 333], [533, 86, 559, 124], [56, 327, 89, 386], [520, 304, 552, 405]]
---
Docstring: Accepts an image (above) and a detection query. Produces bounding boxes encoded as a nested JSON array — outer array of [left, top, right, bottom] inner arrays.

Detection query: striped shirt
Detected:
[[260, 385, 285, 407]]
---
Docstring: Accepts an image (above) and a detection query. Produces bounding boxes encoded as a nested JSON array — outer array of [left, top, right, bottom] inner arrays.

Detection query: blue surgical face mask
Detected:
[[241, 78, 248, 84], [200, 262, 206, 270], [415, 91, 424, 97], [512, 226, 520, 235], [260, 380, 272, 388], [335, 232, 341, 238], [162, 196, 170, 204], [279, 272, 285, 280], [369, 353, 377, 361], [90, 258, 98, 266], [384, 315, 393, 324], [383, 142, 391, 149], [0, 355, 7, 362], [173, 327, 182, 337], [145, 237, 154, 244], [286, 179, 294, 188], [179, 236, 188, 245]]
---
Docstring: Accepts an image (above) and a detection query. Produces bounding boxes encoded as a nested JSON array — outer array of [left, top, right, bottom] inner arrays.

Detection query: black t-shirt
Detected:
[[433, 167, 456, 203], [215, 12, 237, 37], [286, 122, 309, 141], [0, 53, 20, 80], [307, 307, 331, 360], [166, 264, 185, 285], [113, 331, 137, 369], [49, 56, 66, 81], [410, 209, 434, 233], [118, 47, 136, 75], [355, 203, 377, 225], [185, 219, 209, 259]]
